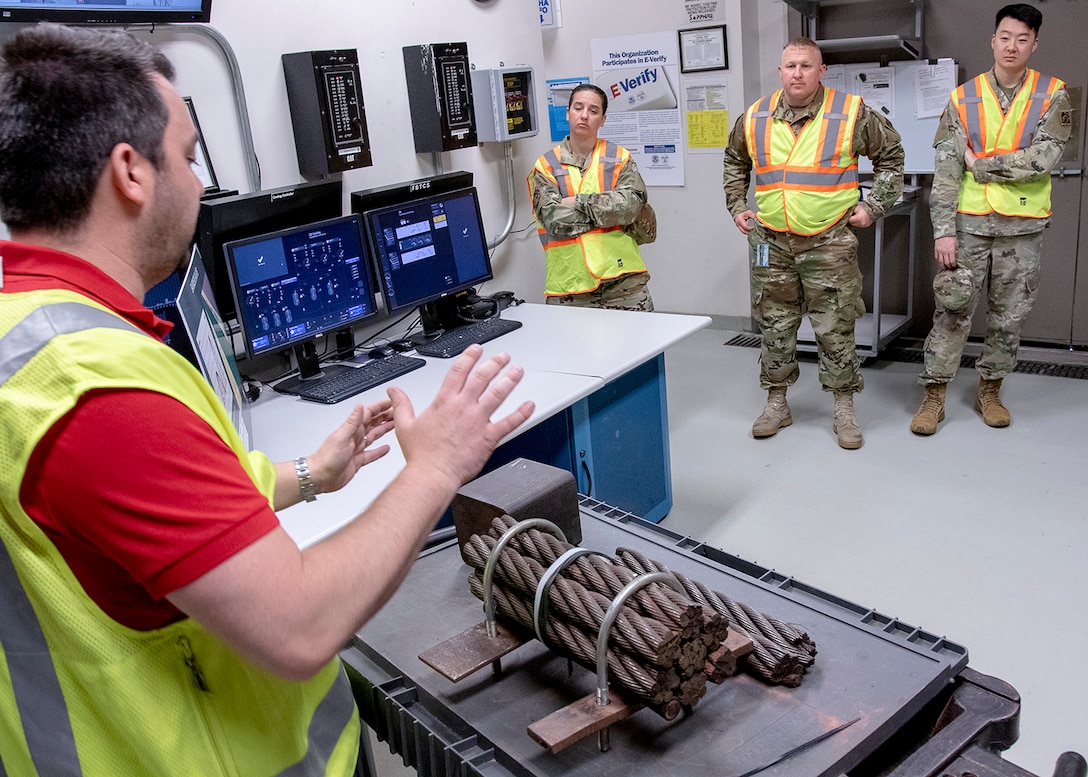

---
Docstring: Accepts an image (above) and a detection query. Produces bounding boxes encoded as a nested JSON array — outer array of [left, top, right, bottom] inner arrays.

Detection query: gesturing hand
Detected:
[[389, 345, 535, 491], [308, 399, 394, 495]]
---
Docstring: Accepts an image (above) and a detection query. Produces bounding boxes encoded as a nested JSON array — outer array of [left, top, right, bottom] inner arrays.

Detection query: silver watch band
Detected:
[[294, 457, 317, 502]]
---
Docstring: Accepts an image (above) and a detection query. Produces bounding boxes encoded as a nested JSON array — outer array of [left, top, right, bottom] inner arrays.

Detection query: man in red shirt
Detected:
[[0, 24, 534, 774]]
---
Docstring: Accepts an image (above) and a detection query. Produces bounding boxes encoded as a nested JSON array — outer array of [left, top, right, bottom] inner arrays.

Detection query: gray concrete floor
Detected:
[[659, 326, 1088, 776], [367, 326, 1088, 776]]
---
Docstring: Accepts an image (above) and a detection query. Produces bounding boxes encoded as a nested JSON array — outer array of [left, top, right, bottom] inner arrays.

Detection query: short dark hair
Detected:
[[995, 4, 1042, 35], [784, 36, 824, 65], [568, 83, 608, 115], [0, 24, 176, 234]]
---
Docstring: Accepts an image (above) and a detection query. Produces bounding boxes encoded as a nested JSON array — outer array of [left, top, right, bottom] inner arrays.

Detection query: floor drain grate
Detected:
[[726, 336, 1088, 380], [724, 334, 762, 349]]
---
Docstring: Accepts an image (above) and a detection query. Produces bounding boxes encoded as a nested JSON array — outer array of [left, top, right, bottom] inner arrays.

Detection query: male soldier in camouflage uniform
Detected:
[[911, 4, 1072, 435], [723, 37, 904, 449], [528, 84, 655, 311]]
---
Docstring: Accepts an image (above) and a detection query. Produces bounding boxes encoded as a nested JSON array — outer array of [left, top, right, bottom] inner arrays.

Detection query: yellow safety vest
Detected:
[[745, 88, 862, 236], [529, 139, 647, 296], [0, 289, 359, 776], [953, 69, 1064, 218]]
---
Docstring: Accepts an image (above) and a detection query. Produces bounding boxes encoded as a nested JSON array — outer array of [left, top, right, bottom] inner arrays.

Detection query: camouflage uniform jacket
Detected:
[[530, 137, 648, 239], [722, 84, 905, 240], [930, 68, 1072, 239]]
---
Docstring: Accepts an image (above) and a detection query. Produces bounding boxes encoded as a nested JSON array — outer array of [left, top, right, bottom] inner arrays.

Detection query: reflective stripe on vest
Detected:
[[0, 300, 355, 776], [533, 140, 626, 248], [955, 70, 1061, 156], [281, 676, 356, 777], [0, 538, 81, 775], [538, 144, 624, 207], [746, 88, 861, 235], [953, 70, 1064, 217], [0, 302, 139, 386]]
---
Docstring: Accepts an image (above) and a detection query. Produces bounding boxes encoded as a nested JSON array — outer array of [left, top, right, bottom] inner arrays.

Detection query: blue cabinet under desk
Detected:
[[482, 354, 672, 524]]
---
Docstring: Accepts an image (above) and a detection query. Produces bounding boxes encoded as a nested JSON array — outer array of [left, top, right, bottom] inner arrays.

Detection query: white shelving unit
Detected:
[[796, 196, 917, 358]]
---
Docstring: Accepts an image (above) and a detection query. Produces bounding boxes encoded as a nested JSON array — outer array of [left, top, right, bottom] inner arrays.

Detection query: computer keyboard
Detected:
[[287, 354, 426, 404], [414, 317, 523, 358]]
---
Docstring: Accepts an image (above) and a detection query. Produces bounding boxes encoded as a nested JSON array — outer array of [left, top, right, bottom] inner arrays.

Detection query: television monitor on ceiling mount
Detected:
[[0, 0, 213, 25]]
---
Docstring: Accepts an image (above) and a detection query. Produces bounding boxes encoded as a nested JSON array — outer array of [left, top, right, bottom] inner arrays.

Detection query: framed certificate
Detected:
[[679, 25, 728, 73]]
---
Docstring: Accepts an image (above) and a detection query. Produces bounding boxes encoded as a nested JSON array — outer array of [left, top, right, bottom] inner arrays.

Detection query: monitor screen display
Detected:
[[224, 214, 378, 361], [364, 187, 492, 314], [0, 0, 212, 24], [194, 179, 343, 323]]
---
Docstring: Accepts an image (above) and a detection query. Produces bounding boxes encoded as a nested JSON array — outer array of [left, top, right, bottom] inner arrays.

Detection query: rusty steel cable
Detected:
[[614, 547, 817, 687], [463, 534, 682, 668], [482, 517, 727, 650], [469, 518, 720, 658], [463, 517, 729, 714], [467, 573, 684, 717], [490, 516, 697, 631], [615, 546, 815, 662]]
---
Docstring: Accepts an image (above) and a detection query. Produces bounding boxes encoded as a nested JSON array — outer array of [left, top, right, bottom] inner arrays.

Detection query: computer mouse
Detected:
[[389, 339, 416, 353], [367, 344, 396, 359]]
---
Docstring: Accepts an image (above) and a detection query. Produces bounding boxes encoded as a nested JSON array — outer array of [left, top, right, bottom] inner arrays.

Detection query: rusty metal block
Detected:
[[452, 458, 581, 564]]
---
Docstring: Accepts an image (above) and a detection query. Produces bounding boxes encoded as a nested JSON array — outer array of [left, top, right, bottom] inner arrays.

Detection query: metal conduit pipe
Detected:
[[487, 141, 516, 251], [137, 23, 261, 192]]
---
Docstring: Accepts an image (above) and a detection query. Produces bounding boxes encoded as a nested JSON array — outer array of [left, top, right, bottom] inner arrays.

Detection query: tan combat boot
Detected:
[[975, 378, 1011, 427], [832, 390, 863, 449], [752, 387, 791, 438], [910, 383, 946, 435]]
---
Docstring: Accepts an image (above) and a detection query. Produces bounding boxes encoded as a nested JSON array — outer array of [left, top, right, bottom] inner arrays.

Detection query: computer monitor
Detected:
[[362, 186, 492, 337], [223, 214, 379, 395], [194, 179, 343, 323], [0, 0, 212, 24]]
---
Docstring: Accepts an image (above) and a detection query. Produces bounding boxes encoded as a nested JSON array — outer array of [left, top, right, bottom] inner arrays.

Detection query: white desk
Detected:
[[249, 304, 710, 547], [497, 303, 710, 381]]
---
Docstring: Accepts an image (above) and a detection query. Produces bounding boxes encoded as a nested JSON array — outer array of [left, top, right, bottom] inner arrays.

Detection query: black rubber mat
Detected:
[[724, 334, 1088, 380]]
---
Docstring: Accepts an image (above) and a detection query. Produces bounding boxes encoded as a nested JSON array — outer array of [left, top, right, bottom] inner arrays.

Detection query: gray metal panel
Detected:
[[347, 500, 967, 777], [923, 0, 1088, 348]]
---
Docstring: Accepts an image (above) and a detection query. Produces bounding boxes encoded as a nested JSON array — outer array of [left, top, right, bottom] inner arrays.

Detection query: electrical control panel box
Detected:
[[282, 49, 372, 177], [471, 67, 539, 143], [402, 42, 477, 153]]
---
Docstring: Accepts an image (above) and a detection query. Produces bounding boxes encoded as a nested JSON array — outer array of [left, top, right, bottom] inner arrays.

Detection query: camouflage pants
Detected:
[[545, 272, 655, 311], [749, 226, 865, 392], [920, 231, 1043, 384]]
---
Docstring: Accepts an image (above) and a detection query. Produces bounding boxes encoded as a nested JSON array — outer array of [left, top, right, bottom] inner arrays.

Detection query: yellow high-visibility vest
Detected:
[[745, 87, 862, 236], [953, 69, 1065, 218], [0, 288, 359, 776], [529, 139, 647, 296]]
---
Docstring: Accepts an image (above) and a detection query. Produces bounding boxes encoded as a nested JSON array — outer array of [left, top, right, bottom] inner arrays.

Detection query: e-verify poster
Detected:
[[591, 31, 684, 186]]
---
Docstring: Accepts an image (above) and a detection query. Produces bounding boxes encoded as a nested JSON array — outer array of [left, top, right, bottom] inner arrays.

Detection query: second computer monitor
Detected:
[[363, 186, 492, 326], [224, 213, 378, 377]]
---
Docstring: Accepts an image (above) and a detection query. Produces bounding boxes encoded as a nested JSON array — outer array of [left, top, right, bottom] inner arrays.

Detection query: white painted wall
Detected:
[[1, 0, 793, 320], [537, 0, 755, 319]]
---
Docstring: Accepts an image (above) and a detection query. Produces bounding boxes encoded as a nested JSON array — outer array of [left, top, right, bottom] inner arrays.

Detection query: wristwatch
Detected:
[[294, 457, 317, 502]]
